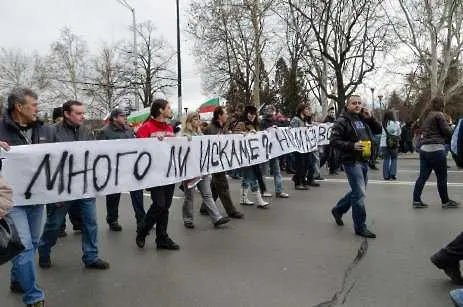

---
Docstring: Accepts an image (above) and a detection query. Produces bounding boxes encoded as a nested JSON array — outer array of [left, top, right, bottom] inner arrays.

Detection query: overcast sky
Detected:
[[0, 0, 206, 110], [0, 0, 404, 112]]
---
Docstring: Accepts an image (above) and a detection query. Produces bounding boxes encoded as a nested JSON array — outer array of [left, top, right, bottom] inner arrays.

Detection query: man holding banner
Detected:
[[38, 100, 110, 270], [0, 88, 46, 307], [100, 108, 145, 232], [330, 95, 382, 239]]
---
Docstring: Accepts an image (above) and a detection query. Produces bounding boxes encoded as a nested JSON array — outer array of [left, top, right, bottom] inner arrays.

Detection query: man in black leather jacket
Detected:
[[329, 95, 382, 238]]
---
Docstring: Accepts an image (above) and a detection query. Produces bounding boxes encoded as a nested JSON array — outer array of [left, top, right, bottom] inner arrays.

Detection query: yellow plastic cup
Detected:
[[360, 140, 371, 159]]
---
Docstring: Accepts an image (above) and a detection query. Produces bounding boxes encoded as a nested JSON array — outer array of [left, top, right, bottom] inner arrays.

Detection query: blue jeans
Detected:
[[334, 162, 369, 233], [269, 158, 283, 193], [39, 198, 99, 265], [241, 167, 259, 192], [382, 147, 398, 179], [8, 205, 45, 305], [413, 150, 449, 203]]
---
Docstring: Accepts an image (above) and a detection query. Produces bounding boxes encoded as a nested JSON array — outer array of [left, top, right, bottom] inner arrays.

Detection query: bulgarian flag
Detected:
[[127, 107, 151, 131], [197, 97, 224, 120]]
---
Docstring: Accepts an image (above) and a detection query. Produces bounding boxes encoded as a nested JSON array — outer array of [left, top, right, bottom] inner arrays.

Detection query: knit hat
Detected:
[[109, 108, 126, 120]]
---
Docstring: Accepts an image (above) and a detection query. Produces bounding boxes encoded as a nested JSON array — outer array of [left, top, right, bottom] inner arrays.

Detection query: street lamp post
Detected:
[[176, 0, 183, 120], [117, 0, 139, 110], [370, 87, 375, 116]]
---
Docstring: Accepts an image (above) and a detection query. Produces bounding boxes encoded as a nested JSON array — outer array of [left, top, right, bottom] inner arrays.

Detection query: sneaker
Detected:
[[109, 222, 122, 232], [308, 181, 320, 187], [229, 211, 244, 219], [276, 192, 289, 198], [390, 176, 397, 180], [10, 281, 24, 294], [431, 251, 463, 284], [443, 200, 461, 209], [38, 255, 51, 269], [214, 217, 231, 227], [356, 229, 376, 238], [85, 258, 110, 270], [314, 176, 325, 181], [156, 237, 180, 250], [261, 192, 272, 198], [331, 208, 344, 226], [295, 185, 309, 190], [136, 233, 146, 248], [450, 289, 463, 306], [184, 221, 195, 229], [413, 201, 429, 209], [27, 300, 45, 307]]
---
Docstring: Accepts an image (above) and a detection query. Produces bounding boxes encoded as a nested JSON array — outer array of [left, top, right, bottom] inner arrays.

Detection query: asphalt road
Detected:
[[1, 158, 463, 307]]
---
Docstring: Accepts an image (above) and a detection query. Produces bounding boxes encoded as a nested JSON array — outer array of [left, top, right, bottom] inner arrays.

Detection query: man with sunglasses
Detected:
[[330, 95, 382, 238]]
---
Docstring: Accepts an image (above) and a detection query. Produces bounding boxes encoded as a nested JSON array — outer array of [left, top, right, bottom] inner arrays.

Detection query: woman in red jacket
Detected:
[[135, 99, 179, 250]]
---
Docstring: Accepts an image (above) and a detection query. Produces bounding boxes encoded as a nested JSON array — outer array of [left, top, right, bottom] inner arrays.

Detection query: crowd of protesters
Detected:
[[0, 86, 463, 306]]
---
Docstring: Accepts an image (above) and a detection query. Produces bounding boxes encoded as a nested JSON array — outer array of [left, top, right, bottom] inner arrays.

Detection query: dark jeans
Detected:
[[106, 190, 145, 226], [139, 184, 175, 241], [253, 164, 267, 193], [47, 203, 81, 231], [382, 147, 398, 179], [413, 150, 449, 203], [204, 172, 240, 215], [437, 232, 463, 263], [306, 152, 316, 182], [39, 199, 99, 265], [294, 152, 309, 185], [334, 162, 369, 233]]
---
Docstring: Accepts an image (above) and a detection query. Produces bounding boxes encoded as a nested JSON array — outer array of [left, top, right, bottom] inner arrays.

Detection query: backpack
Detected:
[[450, 118, 463, 168], [384, 124, 400, 150]]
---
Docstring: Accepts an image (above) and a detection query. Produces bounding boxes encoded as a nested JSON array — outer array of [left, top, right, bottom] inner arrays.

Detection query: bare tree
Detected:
[[188, 0, 278, 106], [390, 0, 463, 100], [288, 0, 391, 113], [87, 45, 129, 116], [130, 21, 176, 108], [45, 28, 90, 107]]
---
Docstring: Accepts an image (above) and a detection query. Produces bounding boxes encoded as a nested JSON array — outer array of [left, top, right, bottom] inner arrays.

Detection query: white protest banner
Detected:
[[2, 124, 332, 205]]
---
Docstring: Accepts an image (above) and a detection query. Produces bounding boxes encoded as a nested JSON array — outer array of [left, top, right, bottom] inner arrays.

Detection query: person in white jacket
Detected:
[[380, 111, 402, 180]]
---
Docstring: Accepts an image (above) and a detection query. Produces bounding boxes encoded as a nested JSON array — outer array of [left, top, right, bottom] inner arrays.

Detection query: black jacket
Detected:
[[323, 115, 336, 123], [259, 117, 275, 130], [330, 108, 382, 163], [0, 112, 49, 146], [100, 123, 135, 140], [48, 120, 94, 143], [204, 120, 227, 135]]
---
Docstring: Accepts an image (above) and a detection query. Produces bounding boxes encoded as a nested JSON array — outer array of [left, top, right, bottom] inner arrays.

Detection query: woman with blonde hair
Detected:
[[181, 112, 231, 228]]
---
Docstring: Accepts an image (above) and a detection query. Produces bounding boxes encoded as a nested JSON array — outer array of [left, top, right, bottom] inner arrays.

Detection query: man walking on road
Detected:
[[38, 100, 109, 270], [330, 95, 382, 238], [100, 108, 145, 231], [0, 87, 47, 307]]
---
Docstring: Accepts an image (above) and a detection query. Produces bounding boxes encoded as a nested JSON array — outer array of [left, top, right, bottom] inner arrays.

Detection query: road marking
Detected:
[[397, 169, 462, 174], [272, 177, 463, 187], [121, 192, 184, 199]]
